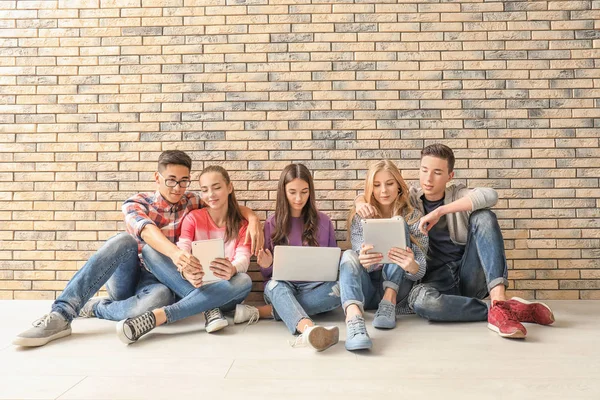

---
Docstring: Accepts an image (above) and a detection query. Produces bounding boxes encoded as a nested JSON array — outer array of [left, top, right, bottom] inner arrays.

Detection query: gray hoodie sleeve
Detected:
[[457, 186, 498, 211]]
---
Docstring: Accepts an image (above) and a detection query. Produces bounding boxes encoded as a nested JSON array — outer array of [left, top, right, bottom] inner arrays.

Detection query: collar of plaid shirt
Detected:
[[153, 190, 190, 213]]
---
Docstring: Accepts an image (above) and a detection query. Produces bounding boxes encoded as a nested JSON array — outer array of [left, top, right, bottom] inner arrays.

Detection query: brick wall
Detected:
[[1, 0, 599, 301]]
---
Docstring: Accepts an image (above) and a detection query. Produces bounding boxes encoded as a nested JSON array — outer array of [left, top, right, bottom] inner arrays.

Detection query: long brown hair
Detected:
[[348, 160, 419, 244], [272, 163, 320, 247], [200, 165, 245, 242]]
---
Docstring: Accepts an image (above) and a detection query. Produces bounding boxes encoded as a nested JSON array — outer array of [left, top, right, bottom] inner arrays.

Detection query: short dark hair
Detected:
[[421, 144, 455, 173], [157, 150, 192, 172]]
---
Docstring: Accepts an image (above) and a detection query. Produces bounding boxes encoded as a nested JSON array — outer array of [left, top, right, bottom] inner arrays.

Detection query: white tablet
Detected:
[[272, 246, 341, 282], [361, 216, 407, 264], [191, 238, 225, 283]]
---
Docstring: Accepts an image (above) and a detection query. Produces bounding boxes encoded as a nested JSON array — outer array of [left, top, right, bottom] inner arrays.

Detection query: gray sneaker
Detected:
[[345, 316, 372, 351], [13, 312, 71, 347], [79, 296, 108, 318], [373, 300, 396, 329]]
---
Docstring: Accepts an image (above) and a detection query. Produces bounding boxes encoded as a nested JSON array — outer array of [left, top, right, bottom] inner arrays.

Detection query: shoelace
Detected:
[[289, 333, 307, 348], [243, 305, 260, 326], [347, 317, 367, 338], [127, 312, 155, 339], [511, 305, 537, 323], [375, 302, 395, 319], [494, 302, 519, 322], [205, 308, 223, 323], [32, 314, 53, 328]]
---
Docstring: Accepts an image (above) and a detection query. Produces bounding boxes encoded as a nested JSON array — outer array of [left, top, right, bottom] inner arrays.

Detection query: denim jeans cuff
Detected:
[[382, 280, 400, 293], [342, 300, 364, 315], [164, 307, 175, 324], [488, 277, 508, 293], [290, 316, 313, 335], [51, 305, 74, 323]]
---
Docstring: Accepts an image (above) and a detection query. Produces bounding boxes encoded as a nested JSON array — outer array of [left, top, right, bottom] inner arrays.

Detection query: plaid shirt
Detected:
[[122, 191, 203, 259]]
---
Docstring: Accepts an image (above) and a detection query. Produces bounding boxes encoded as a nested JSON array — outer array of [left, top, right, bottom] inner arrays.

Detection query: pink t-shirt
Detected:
[[176, 208, 251, 273]]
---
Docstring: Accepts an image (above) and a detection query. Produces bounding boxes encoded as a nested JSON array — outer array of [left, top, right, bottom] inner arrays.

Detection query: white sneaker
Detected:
[[233, 304, 260, 325], [291, 325, 339, 352]]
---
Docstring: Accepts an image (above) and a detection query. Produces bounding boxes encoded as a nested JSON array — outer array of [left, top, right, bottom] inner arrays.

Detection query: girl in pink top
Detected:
[[177, 201, 250, 274]]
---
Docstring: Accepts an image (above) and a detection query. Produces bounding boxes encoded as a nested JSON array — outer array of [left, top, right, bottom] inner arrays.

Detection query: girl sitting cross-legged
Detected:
[[234, 163, 342, 352]]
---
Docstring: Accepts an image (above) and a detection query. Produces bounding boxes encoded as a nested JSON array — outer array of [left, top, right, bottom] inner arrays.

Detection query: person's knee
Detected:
[[141, 244, 161, 262], [340, 250, 362, 276], [265, 279, 279, 297], [469, 209, 497, 229], [265, 279, 294, 301], [409, 284, 442, 320], [108, 233, 138, 255], [232, 272, 252, 295]]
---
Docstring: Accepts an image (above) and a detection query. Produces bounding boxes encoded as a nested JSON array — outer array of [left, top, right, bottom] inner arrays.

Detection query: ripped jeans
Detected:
[[408, 210, 509, 322], [264, 280, 341, 334], [338, 250, 414, 314]]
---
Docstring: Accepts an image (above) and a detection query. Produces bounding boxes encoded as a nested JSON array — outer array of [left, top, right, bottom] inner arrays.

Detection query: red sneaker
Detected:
[[504, 297, 555, 325], [487, 301, 527, 339]]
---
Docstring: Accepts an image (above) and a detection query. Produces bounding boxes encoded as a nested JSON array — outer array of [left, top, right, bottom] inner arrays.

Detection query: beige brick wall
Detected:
[[1, 0, 599, 301]]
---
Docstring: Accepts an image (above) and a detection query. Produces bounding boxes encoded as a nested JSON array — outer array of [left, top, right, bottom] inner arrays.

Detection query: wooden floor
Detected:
[[1, 300, 599, 399]]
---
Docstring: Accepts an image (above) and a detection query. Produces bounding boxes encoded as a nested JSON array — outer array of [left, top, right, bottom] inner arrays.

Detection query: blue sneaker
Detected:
[[373, 300, 396, 329], [345, 315, 372, 351]]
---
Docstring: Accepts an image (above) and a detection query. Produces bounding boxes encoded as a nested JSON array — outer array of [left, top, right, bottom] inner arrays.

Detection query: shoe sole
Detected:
[[13, 327, 72, 347], [307, 326, 339, 352], [206, 318, 228, 333], [345, 338, 373, 351], [487, 323, 526, 339], [116, 319, 135, 344], [372, 318, 396, 330], [511, 297, 555, 325]]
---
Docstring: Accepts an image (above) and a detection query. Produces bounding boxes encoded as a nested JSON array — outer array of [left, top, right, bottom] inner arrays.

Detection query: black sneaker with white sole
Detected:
[[116, 311, 156, 344], [204, 308, 228, 333]]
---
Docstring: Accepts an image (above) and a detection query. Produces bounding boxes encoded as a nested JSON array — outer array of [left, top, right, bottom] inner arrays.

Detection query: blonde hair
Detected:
[[348, 160, 419, 243]]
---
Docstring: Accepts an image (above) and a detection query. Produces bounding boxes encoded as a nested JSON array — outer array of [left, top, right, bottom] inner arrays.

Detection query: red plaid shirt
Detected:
[[122, 191, 203, 259]]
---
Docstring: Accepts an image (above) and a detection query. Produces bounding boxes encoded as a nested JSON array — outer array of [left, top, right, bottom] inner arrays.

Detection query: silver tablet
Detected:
[[191, 238, 225, 283], [361, 216, 407, 264], [272, 246, 341, 282]]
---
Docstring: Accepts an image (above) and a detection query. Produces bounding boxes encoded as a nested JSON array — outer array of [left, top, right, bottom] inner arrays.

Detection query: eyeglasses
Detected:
[[158, 172, 192, 188]]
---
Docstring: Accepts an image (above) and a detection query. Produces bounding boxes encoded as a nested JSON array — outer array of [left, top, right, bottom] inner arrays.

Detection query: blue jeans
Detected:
[[338, 250, 414, 314], [141, 245, 252, 324], [52, 233, 175, 322], [408, 210, 509, 322], [264, 280, 341, 334]]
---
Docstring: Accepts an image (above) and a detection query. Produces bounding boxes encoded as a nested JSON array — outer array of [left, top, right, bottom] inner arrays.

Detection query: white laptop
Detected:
[[191, 238, 225, 283], [272, 246, 341, 282], [362, 216, 408, 264]]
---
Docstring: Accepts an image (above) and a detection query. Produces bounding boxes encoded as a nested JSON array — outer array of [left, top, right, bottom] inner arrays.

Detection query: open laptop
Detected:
[[272, 246, 341, 282]]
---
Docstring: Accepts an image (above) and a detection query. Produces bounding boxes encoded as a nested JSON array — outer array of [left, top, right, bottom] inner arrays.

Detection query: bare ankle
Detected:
[[345, 304, 362, 322], [152, 309, 167, 326]]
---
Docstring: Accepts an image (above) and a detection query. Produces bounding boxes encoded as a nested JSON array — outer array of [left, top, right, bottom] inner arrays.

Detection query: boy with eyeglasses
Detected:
[[14, 150, 263, 347]]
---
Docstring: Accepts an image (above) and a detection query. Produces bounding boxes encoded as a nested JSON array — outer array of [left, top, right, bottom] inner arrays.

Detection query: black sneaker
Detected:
[[204, 308, 228, 333], [116, 311, 156, 344]]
